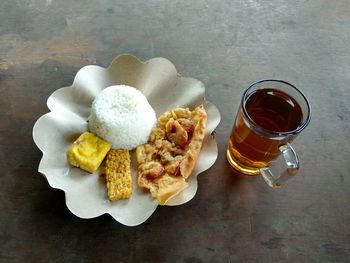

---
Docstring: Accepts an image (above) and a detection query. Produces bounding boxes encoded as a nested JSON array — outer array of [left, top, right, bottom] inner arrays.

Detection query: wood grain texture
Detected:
[[0, 0, 349, 262]]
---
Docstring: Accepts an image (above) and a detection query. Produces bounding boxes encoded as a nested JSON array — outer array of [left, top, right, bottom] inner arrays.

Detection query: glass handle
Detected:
[[260, 143, 299, 188]]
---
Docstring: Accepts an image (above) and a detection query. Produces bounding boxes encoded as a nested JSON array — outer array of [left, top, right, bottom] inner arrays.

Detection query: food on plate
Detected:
[[89, 85, 157, 150], [67, 132, 111, 173], [67, 84, 207, 205], [105, 149, 132, 201], [136, 105, 207, 204]]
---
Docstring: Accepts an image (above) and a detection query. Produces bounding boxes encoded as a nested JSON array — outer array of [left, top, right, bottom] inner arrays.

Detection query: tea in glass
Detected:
[[227, 80, 311, 178]]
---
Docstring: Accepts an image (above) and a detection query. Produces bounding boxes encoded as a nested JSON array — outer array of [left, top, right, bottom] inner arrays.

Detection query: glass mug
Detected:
[[226, 80, 311, 188]]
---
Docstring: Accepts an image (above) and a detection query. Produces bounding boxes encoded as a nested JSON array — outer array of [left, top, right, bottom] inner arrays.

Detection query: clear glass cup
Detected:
[[226, 79, 311, 188]]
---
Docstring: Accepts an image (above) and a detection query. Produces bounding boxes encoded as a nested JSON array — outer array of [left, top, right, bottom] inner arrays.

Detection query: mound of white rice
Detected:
[[88, 85, 156, 150]]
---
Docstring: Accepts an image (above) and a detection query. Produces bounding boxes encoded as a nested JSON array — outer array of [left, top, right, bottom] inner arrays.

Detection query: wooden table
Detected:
[[1, 0, 349, 262]]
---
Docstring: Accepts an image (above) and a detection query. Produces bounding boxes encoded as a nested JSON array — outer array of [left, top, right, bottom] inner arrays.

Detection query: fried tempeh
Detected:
[[105, 149, 132, 201]]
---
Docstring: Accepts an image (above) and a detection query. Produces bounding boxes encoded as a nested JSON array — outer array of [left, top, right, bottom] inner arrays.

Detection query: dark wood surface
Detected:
[[1, 1, 349, 262]]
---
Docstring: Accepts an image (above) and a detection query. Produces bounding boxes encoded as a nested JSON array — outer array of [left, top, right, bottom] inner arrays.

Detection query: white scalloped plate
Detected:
[[33, 54, 221, 226]]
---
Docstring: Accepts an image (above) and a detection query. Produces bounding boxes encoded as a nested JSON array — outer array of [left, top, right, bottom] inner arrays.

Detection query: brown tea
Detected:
[[227, 88, 303, 172]]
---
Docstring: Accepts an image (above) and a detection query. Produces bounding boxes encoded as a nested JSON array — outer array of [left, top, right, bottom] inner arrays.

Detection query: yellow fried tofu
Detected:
[[105, 149, 132, 201], [67, 132, 111, 173]]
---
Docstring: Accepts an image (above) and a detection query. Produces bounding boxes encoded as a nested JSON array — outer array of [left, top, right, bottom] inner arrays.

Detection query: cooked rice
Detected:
[[89, 85, 156, 150]]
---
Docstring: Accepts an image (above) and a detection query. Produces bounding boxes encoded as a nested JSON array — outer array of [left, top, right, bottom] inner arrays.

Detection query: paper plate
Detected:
[[33, 54, 221, 226]]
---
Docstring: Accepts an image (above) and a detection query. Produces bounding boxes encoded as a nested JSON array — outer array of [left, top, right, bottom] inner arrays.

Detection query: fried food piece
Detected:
[[136, 105, 207, 205], [105, 149, 132, 201], [67, 132, 111, 173], [149, 174, 188, 205]]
